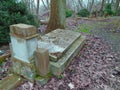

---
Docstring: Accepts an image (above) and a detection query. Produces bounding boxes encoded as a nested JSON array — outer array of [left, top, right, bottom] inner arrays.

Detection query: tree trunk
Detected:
[[101, 0, 105, 11], [36, 0, 40, 19], [89, 0, 94, 13], [78, 0, 83, 9], [41, 0, 48, 10], [46, 0, 50, 9], [115, 0, 120, 15], [100, 0, 105, 16], [46, 0, 66, 33]]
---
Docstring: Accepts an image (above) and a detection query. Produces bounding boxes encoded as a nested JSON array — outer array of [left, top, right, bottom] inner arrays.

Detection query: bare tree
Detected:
[[89, 0, 94, 13], [100, 0, 105, 16], [78, 0, 83, 9], [72, 0, 77, 14], [101, 0, 105, 11], [36, 0, 40, 19], [41, 0, 48, 10], [46, 0, 66, 33], [46, 0, 50, 9], [115, 0, 120, 15]]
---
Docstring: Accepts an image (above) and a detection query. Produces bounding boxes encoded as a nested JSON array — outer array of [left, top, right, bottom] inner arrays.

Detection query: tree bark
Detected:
[[46, 0, 66, 33]]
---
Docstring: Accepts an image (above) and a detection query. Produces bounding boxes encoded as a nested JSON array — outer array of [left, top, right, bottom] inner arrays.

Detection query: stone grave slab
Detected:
[[50, 36, 86, 75], [38, 29, 81, 61], [0, 74, 24, 90]]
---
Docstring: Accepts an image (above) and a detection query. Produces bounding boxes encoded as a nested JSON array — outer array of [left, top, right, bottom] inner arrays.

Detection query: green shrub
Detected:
[[0, 0, 38, 44], [104, 3, 114, 16], [77, 9, 90, 17], [66, 9, 72, 17]]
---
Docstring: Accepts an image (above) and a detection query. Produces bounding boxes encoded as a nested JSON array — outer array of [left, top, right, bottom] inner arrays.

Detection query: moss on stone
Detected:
[[35, 72, 52, 79], [0, 57, 5, 64]]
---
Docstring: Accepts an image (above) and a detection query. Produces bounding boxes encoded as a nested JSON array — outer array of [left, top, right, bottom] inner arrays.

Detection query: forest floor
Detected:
[[1, 16, 120, 90], [66, 16, 120, 53]]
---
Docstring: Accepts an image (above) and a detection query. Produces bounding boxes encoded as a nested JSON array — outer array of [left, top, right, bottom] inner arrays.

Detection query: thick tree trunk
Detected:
[[46, 0, 66, 33]]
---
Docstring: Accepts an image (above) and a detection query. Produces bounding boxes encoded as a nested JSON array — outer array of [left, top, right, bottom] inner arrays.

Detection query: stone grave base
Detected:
[[11, 57, 35, 82], [38, 29, 86, 75], [0, 74, 24, 90], [50, 36, 86, 75]]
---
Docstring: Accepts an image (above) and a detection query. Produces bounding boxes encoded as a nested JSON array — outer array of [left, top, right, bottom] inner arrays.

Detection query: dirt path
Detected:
[[68, 17, 120, 53]]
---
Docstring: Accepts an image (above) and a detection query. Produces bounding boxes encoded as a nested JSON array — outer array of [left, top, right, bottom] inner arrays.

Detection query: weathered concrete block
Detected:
[[10, 24, 37, 38], [35, 48, 50, 76], [0, 74, 24, 90], [10, 36, 37, 63], [10, 24, 38, 63], [11, 57, 35, 82]]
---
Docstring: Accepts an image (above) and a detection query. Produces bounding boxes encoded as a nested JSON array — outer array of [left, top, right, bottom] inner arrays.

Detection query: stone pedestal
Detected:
[[35, 48, 50, 76], [0, 74, 24, 90], [10, 24, 38, 63], [10, 24, 38, 81]]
